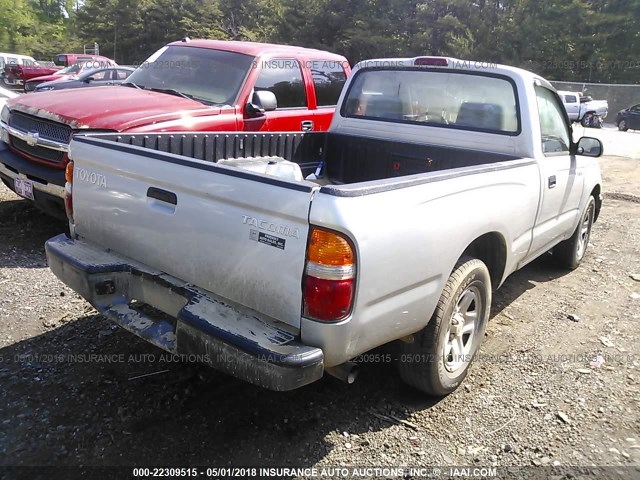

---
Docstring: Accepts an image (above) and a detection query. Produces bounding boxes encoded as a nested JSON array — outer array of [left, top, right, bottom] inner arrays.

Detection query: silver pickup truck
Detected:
[[45, 57, 604, 396]]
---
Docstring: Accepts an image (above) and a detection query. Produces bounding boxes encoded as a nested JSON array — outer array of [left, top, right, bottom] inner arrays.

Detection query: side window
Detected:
[[311, 60, 347, 107], [7, 57, 18, 64], [116, 69, 131, 80], [254, 59, 307, 109], [535, 86, 571, 154], [565, 95, 577, 103], [89, 70, 109, 80], [632, 105, 640, 112]]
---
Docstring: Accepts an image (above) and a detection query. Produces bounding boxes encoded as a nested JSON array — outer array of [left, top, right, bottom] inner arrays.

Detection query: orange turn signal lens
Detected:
[[307, 228, 354, 266], [65, 161, 74, 184]]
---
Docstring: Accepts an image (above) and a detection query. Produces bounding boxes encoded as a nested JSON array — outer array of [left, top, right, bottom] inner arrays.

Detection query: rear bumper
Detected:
[[45, 234, 325, 391], [2, 76, 22, 86]]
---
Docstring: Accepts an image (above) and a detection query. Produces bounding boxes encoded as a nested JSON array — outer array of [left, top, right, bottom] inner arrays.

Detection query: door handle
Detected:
[[548, 175, 557, 189], [147, 187, 177, 205], [301, 120, 314, 132]]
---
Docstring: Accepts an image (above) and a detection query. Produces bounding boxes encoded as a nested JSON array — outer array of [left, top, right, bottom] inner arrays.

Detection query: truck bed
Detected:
[[86, 131, 523, 186]]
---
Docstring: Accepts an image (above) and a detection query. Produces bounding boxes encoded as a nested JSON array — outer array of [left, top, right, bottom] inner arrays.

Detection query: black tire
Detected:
[[553, 196, 596, 270], [581, 113, 593, 128], [593, 116, 603, 129], [397, 257, 491, 396], [618, 120, 629, 132]]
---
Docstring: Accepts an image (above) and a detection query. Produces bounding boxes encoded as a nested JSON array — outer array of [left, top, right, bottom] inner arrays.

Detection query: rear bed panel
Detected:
[[69, 136, 317, 329]]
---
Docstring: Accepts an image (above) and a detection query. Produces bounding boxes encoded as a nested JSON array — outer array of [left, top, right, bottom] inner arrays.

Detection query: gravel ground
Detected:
[[0, 136, 639, 478]]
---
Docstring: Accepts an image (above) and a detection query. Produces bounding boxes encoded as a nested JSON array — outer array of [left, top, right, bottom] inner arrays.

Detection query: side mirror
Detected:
[[575, 136, 603, 157], [246, 90, 277, 116], [84, 76, 95, 83]]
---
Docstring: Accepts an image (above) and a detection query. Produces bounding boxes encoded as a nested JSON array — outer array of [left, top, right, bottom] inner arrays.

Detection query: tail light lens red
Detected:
[[303, 228, 356, 322], [64, 161, 74, 222]]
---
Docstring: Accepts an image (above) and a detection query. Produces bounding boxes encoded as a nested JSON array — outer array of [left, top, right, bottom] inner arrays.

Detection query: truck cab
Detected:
[[558, 90, 581, 121]]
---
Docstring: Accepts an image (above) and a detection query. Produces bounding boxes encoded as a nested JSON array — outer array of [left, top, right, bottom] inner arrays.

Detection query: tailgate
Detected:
[[69, 136, 317, 329]]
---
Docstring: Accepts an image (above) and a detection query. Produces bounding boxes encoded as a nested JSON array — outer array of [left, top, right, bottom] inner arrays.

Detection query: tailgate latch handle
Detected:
[[147, 187, 177, 205]]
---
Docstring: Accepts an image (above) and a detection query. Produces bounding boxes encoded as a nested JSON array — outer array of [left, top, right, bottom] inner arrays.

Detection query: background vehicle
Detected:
[[615, 103, 640, 131], [4, 63, 61, 89], [0, 86, 18, 109], [4, 55, 115, 92], [0, 39, 350, 217], [0, 53, 39, 89], [559, 90, 608, 128], [46, 57, 603, 396], [34, 67, 134, 92], [0, 53, 37, 71], [24, 57, 117, 92], [53, 53, 108, 67]]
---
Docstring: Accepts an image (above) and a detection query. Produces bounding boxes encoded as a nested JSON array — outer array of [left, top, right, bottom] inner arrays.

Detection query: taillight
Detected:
[[64, 160, 74, 222], [303, 228, 355, 321]]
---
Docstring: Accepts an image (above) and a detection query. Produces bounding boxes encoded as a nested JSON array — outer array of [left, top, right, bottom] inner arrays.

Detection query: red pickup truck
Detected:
[[0, 40, 350, 217], [3, 62, 61, 89]]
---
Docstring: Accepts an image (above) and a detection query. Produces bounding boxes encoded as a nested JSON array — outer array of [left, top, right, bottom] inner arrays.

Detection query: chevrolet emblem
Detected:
[[25, 131, 39, 147]]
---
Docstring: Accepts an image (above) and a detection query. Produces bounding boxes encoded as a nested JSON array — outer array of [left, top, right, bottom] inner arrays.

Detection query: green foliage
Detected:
[[0, 0, 637, 83]]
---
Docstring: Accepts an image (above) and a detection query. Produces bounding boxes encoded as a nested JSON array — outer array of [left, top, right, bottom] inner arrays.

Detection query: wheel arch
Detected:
[[459, 232, 508, 290]]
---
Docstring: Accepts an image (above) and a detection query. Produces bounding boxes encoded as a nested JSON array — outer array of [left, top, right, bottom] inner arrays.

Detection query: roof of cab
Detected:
[[166, 39, 347, 60], [351, 56, 556, 90]]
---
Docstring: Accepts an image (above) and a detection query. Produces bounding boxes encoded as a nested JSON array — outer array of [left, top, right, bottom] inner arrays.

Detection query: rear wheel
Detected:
[[397, 257, 491, 396], [581, 113, 594, 128], [553, 196, 595, 269], [618, 119, 629, 132]]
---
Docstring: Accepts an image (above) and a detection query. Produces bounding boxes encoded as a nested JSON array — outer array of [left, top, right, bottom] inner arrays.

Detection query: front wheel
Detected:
[[553, 196, 596, 269], [397, 257, 491, 396], [618, 119, 629, 132]]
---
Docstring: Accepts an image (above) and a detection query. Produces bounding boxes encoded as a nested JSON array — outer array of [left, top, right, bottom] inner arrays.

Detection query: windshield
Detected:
[[126, 45, 255, 105], [342, 69, 520, 134], [58, 63, 83, 75]]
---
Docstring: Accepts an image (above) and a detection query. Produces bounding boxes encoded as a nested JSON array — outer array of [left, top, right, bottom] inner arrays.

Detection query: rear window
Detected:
[[311, 61, 347, 106], [342, 69, 520, 135]]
